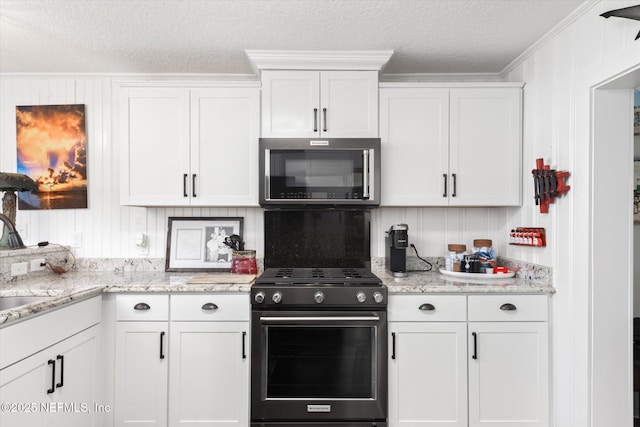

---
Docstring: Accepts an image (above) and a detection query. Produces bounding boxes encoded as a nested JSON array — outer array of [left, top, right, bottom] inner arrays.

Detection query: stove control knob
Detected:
[[356, 292, 367, 303], [254, 292, 265, 304], [313, 291, 325, 304], [272, 292, 283, 304], [373, 292, 384, 304]]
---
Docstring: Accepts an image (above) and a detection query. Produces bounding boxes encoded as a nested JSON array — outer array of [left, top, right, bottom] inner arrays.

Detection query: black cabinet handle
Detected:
[[443, 174, 447, 197], [322, 108, 327, 132], [242, 331, 247, 359], [452, 173, 457, 197], [183, 173, 188, 197], [47, 359, 56, 394], [313, 108, 318, 132], [160, 331, 165, 360], [391, 332, 396, 360], [192, 174, 197, 198], [201, 302, 218, 311], [472, 332, 478, 360], [500, 303, 517, 311], [56, 354, 64, 389], [134, 302, 150, 311], [419, 303, 435, 311]]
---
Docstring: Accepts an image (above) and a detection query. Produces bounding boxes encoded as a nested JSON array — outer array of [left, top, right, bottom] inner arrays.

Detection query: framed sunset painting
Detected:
[[16, 104, 88, 209]]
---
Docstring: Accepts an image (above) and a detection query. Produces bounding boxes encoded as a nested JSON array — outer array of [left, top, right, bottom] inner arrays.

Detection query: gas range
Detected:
[[252, 267, 386, 309]]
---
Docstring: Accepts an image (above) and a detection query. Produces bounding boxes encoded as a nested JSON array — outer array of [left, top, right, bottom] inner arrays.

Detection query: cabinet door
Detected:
[[468, 322, 549, 427], [389, 322, 467, 427], [320, 71, 379, 138], [47, 325, 100, 427], [191, 88, 260, 206], [449, 88, 522, 206], [115, 322, 168, 427], [261, 70, 320, 137], [380, 88, 449, 205], [120, 87, 190, 206], [0, 352, 47, 426], [0, 325, 100, 427], [168, 322, 249, 427]]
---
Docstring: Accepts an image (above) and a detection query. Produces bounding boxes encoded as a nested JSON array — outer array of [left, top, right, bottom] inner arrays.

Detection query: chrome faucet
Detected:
[[0, 213, 25, 249]]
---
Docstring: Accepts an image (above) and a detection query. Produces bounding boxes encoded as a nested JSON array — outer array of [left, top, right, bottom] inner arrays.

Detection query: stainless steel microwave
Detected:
[[259, 138, 380, 207]]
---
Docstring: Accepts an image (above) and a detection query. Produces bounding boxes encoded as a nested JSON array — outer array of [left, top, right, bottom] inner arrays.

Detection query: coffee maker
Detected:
[[385, 224, 408, 278]]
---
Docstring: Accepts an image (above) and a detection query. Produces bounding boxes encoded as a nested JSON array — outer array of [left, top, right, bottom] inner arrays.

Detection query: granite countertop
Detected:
[[0, 269, 554, 327], [378, 270, 555, 294], [0, 271, 255, 326]]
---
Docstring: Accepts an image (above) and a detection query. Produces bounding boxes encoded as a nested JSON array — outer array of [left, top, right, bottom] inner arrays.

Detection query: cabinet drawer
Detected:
[[170, 294, 250, 321], [389, 295, 467, 322], [468, 295, 548, 321], [116, 294, 169, 321]]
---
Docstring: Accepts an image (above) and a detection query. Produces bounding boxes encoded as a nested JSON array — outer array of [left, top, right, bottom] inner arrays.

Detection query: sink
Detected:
[[0, 296, 57, 311]]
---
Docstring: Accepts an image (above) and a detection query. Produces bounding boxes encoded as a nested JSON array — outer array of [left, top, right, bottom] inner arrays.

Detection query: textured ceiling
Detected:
[[0, 0, 587, 75]]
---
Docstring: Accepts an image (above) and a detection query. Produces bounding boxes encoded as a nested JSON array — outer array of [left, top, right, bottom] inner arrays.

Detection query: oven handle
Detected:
[[260, 316, 380, 322]]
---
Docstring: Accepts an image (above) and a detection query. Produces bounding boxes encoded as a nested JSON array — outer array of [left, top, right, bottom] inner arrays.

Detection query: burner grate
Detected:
[[274, 268, 294, 279]]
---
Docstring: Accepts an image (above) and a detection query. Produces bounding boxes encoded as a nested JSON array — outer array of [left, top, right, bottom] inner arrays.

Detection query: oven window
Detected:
[[269, 150, 364, 199], [265, 325, 375, 399]]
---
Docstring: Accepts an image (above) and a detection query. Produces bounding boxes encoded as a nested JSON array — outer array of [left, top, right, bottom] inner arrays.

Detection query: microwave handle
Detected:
[[264, 149, 271, 200], [362, 149, 370, 200]]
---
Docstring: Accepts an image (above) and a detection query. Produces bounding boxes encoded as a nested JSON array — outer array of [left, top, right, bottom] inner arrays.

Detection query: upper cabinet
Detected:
[[119, 85, 260, 206], [380, 84, 523, 207], [247, 50, 393, 139], [261, 70, 379, 138]]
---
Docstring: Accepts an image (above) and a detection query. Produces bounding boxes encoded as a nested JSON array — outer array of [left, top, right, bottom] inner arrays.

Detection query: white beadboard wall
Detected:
[[0, 76, 515, 260], [497, 1, 640, 427], [0, 77, 266, 258]]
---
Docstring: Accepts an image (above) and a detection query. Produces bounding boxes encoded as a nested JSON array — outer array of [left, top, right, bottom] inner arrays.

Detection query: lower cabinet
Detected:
[[169, 321, 249, 426], [389, 294, 549, 427], [114, 293, 250, 427], [468, 295, 549, 427], [0, 297, 102, 427]]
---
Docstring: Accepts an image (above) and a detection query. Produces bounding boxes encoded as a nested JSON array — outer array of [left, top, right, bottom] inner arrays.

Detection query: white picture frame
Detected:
[[165, 216, 243, 272]]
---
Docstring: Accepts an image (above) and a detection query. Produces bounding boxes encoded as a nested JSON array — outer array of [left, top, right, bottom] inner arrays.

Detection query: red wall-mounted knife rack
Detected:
[[532, 158, 570, 213]]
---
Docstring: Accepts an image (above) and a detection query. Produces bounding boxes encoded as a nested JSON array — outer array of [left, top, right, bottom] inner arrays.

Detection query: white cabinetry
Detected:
[[0, 297, 102, 427], [379, 85, 522, 206], [115, 294, 169, 427], [120, 85, 260, 206], [468, 295, 549, 427], [388, 295, 468, 427], [114, 293, 250, 427], [168, 294, 249, 427], [261, 70, 379, 138], [388, 293, 549, 427]]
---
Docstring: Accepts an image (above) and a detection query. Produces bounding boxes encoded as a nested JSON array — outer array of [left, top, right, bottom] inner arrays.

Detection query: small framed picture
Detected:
[[165, 217, 243, 272]]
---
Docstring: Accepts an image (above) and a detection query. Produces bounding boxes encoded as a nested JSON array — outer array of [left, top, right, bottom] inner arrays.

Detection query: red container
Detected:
[[230, 250, 257, 275]]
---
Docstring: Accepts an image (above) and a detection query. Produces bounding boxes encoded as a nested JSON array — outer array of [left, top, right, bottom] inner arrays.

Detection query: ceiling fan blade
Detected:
[[600, 5, 640, 20]]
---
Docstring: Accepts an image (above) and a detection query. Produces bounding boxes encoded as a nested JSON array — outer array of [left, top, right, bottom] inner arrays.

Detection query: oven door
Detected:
[[251, 310, 387, 422], [259, 138, 380, 206]]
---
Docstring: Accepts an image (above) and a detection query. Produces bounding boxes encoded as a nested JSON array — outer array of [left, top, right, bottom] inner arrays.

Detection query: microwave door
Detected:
[[259, 138, 380, 207]]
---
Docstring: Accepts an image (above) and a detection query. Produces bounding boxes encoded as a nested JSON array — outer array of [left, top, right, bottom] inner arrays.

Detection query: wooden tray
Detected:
[[186, 274, 256, 284]]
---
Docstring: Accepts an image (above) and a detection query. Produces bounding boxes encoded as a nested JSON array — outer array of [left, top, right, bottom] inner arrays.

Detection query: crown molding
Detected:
[[245, 50, 394, 76], [499, 0, 599, 79], [379, 81, 525, 88], [380, 72, 504, 83]]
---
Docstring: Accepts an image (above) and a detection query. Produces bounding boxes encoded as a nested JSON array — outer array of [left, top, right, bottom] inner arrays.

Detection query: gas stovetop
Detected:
[[256, 267, 381, 285], [253, 268, 385, 308]]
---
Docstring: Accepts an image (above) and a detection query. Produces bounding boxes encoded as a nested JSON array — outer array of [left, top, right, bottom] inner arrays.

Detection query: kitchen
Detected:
[[0, 1, 639, 427]]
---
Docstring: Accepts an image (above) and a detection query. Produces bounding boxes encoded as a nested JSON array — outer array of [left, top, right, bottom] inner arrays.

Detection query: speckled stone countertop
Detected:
[[1, 269, 554, 327], [0, 271, 254, 327], [377, 270, 555, 294]]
